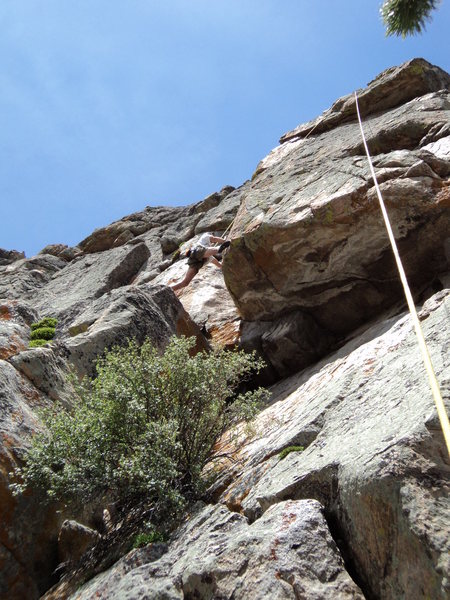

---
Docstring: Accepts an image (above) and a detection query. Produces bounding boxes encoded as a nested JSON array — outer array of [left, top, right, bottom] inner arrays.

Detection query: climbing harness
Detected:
[[354, 91, 450, 456]]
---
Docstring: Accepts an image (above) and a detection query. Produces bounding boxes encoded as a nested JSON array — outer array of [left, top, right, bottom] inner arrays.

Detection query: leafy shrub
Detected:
[[12, 336, 268, 525], [279, 445, 304, 460], [30, 327, 56, 341], [31, 317, 58, 331]]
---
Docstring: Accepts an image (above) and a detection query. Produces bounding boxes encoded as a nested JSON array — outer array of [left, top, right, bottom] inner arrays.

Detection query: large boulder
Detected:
[[64, 285, 208, 376], [0, 248, 25, 266], [211, 289, 450, 599], [34, 242, 150, 327], [223, 59, 450, 376], [0, 254, 67, 301], [0, 360, 63, 599], [70, 500, 363, 600]]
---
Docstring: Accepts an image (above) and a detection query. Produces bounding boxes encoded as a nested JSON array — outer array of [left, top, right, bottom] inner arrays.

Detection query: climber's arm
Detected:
[[209, 235, 226, 245]]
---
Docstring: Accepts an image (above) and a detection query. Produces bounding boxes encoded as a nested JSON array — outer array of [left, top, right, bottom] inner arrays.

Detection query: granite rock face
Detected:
[[212, 290, 450, 599], [72, 500, 364, 600], [1, 59, 449, 599], [61, 290, 449, 600], [223, 58, 450, 375]]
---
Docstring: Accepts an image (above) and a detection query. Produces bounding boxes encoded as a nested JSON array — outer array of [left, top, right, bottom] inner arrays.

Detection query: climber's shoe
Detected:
[[218, 240, 231, 253]]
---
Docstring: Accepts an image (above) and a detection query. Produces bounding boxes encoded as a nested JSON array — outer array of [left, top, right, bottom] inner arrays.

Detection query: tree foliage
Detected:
[[381, 0, 441, 37], [12, 336, 268, 522]]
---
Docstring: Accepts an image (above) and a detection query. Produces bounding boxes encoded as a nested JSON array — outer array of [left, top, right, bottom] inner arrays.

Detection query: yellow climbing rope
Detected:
[[354, 91, 450, 457]]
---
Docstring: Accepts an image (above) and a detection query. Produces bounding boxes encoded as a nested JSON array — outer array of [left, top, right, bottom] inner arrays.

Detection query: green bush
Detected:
[[31, 317, 58, 331], [29, 317, 57, 348], [279, 445, 304, 460], [12, 336, 268, 524], [28, 339, 50, 348], [132, 529, 166, 549], [30, 327, 56, 341]]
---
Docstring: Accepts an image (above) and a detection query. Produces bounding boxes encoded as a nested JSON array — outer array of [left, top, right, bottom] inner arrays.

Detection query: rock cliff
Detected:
[[0, 58, 449, 600]]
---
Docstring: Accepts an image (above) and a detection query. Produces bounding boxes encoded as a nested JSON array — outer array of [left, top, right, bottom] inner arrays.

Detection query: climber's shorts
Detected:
[[187, 246, 207, 271]]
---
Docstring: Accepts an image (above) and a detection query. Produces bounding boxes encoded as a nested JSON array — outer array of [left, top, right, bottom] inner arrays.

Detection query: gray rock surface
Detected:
[[63, 285, 207, 376], [0, 360, 63, 599], [1, 59, 449, 600], [72, 500, 363, 600], [222, 59, 450, 376], [0, 254, 67, 301], [0, 299, 36, 360], [58, 520, 102, 565], [34, 243, 150, 326], [212, 290, 450, 599], [0, 248, 25, 265]]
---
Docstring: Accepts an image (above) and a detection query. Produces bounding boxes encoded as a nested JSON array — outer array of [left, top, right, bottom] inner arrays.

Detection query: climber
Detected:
[[170, 233, 230, 292]]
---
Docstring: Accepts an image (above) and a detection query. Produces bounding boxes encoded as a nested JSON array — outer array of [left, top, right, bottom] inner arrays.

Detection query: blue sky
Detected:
[[1, 1, 449, 257]]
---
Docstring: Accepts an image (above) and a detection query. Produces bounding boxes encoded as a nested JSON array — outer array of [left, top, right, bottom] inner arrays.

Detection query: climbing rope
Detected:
[[354, 91, 450, 456], [221, 217, 235, 240]]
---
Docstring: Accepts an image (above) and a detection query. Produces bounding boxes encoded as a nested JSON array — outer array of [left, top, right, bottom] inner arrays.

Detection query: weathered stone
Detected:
[[38, 244, 69, 257], [34, 243, 150, 328], [222, 61, 450, 378], [240, 310, 336, 379], [154, 258, 241, 347], [0, 248, 25, 265], [0, 254, 67, 301], [0, 360, 63, 599], [78, 206, 182, 254], [190, 185, 235, 215], [63, 285, 208, 376], [38, 244, 83, 262], [9, 346, 72, 405], [58, 520, 101, 565], [280, 58, 450, 143], [0, 300, 35, 360], [211, 289, 449, 599], [71, 500, 363, 600], [195, 185, 242, 233]]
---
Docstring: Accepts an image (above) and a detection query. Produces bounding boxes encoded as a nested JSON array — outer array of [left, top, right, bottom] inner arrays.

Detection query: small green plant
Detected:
[[30, 327, 56, 341], [12, 336, 268, 527], [29, 339, 51, 348], [29, 317, 57, 348], [133, 529, 167, 549], [31, 317, 58, 330], [279, 445, 304, 460]]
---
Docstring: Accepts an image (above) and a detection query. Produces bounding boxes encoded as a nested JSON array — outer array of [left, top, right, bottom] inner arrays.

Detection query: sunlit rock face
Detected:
[[210, 290, 449, 600], [223, 58, 450, 375], [54, 289, 449, 600], [153, 258, 241, 348], [1, 59, 449, 600]]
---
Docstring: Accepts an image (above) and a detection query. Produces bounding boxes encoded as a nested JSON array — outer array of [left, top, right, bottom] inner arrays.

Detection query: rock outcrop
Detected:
[[72, 500, 364, 599], [223, 58, 449, 378], [0, 58, 449, 599], [48, 289, 447, 600]]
